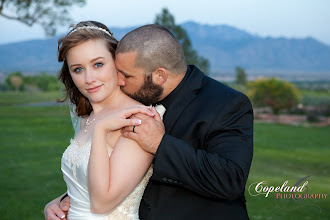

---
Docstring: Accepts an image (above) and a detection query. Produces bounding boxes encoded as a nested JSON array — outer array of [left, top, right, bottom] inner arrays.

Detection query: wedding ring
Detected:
[[133, 126, 136, 133]]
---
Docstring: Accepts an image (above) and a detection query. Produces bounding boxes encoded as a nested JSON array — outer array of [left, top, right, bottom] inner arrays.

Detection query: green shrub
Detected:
[[248, 77, 300, 114], [5, 72, 24, 91]]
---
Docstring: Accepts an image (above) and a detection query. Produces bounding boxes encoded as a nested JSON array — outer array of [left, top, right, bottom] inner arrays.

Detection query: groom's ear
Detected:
[[152, 67, 168, 86]]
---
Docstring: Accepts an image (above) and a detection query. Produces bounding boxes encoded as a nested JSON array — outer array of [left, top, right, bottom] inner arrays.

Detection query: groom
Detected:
[[48, 24, 253, 219]]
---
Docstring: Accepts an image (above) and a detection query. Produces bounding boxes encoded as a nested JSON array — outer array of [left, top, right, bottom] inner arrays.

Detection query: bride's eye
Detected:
[[95, 62, 103, 68], [74, 67, 83, 73]]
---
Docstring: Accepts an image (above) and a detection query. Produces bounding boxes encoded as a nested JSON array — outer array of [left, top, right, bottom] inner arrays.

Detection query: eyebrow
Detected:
[[117, 68, 133, 77], [69, 57, 105, 68], [90, 57, 105, 63]]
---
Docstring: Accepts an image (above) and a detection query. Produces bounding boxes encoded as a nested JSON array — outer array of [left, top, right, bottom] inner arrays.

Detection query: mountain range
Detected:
[[0, 21, 329, 77]]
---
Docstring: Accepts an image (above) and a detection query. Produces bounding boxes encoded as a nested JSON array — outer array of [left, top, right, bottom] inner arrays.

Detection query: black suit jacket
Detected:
[[139, 65, 254, 220]]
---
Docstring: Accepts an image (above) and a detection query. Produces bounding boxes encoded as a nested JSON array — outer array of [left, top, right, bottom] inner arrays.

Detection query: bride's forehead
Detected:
[[67, 40, 112, 62], [70, 39, 108, 54]]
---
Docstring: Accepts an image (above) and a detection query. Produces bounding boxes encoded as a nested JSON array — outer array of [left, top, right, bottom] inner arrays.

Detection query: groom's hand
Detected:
[[121, 107, 165, 154], [45, 202, 67, 220], [44, 194, 70, 220], [59, 196, 70, 217]]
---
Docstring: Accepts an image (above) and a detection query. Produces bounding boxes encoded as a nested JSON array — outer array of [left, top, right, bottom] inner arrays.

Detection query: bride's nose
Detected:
[[85, 69, 97, 84]]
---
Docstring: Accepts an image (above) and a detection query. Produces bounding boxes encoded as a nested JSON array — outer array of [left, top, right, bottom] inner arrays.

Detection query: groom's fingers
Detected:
[[60, 196, 70, 212], [46, 204, 66, 220], [123, 106, 154, 118], [151, 107, 162, 121], [121, 129, 139, 141], [122, 125, 135, 133]]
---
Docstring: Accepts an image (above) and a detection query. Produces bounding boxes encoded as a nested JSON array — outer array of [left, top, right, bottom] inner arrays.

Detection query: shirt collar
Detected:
[[154, 65, 192, 109]]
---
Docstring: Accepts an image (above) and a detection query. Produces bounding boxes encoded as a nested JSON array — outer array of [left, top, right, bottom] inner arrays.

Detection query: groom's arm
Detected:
[[123, 94, 253, 200], [152, 95, 253, 200]]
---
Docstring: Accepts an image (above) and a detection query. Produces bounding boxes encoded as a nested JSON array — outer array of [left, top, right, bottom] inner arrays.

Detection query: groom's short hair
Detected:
[[116, 24, 187, 74]]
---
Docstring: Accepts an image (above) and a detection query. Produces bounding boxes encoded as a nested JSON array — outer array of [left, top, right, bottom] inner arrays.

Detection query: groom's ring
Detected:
[[133, 126, 136, 133]]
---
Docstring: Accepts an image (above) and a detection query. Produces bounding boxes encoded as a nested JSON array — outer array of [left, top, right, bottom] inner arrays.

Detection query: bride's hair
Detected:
[[57, 21, 118, 117]]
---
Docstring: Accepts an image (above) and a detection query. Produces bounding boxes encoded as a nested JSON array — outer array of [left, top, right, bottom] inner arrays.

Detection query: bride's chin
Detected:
[[89, 96, 109, 105]]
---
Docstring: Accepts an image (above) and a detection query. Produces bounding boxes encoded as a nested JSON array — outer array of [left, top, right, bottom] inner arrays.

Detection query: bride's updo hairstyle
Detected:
[[58, 21, 118, 117]]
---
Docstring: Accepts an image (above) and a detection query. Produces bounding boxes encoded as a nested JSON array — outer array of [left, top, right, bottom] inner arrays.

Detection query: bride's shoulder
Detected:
[[122, 99, 146, 109]]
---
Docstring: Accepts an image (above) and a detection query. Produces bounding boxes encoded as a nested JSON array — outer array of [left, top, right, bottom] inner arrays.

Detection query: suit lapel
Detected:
[[163, 65, 204, 133]]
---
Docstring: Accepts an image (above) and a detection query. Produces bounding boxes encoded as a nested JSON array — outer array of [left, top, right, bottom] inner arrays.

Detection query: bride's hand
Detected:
[[94, 105, 154, 133]]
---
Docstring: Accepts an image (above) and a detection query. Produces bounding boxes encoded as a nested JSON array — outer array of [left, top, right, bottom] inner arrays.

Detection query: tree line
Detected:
[[2, 68, 303, 115], [1, 72, 60, 92]]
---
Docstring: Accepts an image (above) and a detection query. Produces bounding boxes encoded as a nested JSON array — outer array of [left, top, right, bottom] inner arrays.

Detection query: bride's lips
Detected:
[[87, 85, 102, 93]]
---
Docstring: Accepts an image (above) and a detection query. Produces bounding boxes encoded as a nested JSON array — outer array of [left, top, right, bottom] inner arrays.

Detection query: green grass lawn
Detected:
[[0, 103, 329, 219], [0, 105, 73, 220], [246, 123, 330, 219]]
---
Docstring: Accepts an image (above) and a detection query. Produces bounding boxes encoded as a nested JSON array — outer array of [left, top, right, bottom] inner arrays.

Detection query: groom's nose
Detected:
[[117, 72, 126, 86]]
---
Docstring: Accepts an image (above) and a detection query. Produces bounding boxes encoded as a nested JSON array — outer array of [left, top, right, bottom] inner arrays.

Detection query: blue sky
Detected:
[[0, 0, 329, 45]]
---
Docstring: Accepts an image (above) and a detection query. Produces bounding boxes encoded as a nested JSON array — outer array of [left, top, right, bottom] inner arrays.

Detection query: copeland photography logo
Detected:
[[248, 175, 327, 212]]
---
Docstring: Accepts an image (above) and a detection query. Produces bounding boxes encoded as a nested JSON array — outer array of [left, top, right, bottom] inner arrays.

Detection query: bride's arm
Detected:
[[88, 127, 153, 214], [87, 107, 155, 214]]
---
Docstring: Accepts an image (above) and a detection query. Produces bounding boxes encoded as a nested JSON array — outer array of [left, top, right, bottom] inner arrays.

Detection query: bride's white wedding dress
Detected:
[[61, 139, 153, 219], [61, 103, 165, 220]]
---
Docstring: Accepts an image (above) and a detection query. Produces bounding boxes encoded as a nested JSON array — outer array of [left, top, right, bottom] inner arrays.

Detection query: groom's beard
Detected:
[[120, 74, 163, 106]]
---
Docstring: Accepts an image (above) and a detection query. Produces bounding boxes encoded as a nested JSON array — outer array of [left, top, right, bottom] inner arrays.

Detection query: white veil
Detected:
[[68, 102, 81, 136]]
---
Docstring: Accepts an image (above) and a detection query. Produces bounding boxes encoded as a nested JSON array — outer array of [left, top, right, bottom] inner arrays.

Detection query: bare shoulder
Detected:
[[105, 130, 121, 149], [115, 135, 153, 160], [107, 130, 147, 155], [120, 93, 144, 108]]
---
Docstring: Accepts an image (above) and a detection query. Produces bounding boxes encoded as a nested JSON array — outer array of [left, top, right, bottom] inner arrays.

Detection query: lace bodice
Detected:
[[61, 139, 153, 220]]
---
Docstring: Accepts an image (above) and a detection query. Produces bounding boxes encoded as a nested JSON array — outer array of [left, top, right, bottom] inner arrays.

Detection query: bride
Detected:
[[44, 21, 163, 220]]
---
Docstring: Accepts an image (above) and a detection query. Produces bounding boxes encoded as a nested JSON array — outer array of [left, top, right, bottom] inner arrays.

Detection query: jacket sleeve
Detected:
[[151, 95, 254, 200]]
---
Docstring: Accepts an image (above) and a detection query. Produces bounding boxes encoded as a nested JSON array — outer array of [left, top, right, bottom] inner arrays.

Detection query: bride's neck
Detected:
[[90, 87, 125, 115]]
